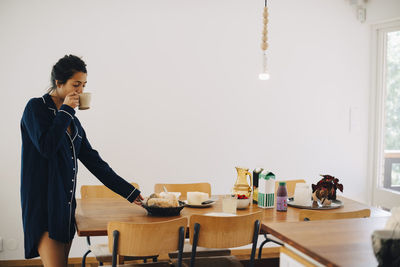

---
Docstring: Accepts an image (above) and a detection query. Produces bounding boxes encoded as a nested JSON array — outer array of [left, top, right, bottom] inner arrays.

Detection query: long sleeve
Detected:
[[21, 98, 75, 159], [78, 127, 140, 202]]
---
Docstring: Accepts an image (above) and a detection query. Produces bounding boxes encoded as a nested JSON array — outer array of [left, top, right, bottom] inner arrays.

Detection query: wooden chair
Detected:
[[274, 179, 306, 196], [81, 183, 139, 199], [156, 183, 232, 260], [154, 183, 211, 200], [188, 212, 262, 267], [108, 217, 187, 267], [299, 209, 371, 221], [257, 179, 307, 259], [81, 183, 152, 267]]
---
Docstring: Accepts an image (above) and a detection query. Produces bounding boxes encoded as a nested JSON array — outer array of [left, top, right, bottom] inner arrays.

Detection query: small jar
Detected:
[[276, 182, 288, 212]]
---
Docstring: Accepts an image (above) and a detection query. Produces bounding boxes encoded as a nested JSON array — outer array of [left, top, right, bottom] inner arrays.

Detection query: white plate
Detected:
[[183, 200, 216, 208], [287, 199, 343, 210]]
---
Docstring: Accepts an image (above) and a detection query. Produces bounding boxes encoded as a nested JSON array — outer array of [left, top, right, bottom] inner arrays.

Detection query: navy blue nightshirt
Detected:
[[20, 93, 140, 259]]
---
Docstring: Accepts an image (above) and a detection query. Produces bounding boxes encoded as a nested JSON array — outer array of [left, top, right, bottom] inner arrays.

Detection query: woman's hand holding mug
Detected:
[[63, 92, 80, 109]]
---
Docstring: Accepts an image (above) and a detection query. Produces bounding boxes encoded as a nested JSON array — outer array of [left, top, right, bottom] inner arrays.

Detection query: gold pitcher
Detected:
[[233, 167, 253, 197]]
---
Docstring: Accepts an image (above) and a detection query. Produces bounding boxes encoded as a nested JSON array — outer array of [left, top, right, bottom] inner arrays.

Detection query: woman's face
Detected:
[[56, 71, 87, 99]]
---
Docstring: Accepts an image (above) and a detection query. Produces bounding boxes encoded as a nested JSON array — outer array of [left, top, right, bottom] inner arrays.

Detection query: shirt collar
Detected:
[[42, 93, 58, 111]]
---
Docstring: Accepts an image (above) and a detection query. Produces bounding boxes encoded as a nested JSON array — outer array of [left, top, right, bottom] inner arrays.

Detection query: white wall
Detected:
[[0, 0, 399, 260]]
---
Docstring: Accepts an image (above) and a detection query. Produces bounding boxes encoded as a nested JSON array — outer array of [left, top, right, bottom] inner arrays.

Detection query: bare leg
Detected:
[[38, 232, 69, 267], [64, 240, 73, 266]]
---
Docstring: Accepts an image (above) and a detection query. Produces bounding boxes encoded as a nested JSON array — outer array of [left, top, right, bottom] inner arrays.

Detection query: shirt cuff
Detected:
[[59, 104, 76, 119], [126, 187, 141, 203]]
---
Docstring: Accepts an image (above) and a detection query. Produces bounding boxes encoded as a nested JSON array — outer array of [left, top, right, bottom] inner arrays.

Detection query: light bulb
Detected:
[[259, 51, 270, 80], [259, 72, 270, 80]]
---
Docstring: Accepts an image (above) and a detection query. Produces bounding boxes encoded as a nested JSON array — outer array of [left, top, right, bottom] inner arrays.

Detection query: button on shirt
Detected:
[[20, 94, 140, 259]]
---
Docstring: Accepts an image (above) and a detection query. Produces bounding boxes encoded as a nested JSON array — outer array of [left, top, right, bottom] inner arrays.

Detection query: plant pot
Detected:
[[237, 198, 250, 209], [312, 191, 332, 206]]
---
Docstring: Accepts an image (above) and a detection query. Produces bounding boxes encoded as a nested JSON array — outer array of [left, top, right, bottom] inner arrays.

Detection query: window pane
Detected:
[[391, 163, 400, 186], [384, 31, 400, 150], [383, 30, 400, 191]]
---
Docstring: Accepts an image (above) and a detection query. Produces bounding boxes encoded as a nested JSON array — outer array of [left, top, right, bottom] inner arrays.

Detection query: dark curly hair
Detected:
[[48, 55, 87, 93]]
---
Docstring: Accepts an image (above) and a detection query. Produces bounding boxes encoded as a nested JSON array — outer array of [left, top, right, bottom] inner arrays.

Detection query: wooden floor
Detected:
[[0, 257, 98, 267], [0, 248, 280, 267]]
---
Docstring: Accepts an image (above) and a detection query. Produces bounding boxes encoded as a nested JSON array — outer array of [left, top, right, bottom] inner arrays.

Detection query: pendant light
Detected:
[[259, 0, 270, 80]]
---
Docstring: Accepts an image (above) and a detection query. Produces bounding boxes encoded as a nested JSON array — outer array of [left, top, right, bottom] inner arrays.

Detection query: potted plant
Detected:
[[312, 175, 344, 206]]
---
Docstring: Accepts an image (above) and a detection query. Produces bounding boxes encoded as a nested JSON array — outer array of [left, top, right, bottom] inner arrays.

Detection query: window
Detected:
[[370, 19, 400, 209], [383, 30, 400, 191]]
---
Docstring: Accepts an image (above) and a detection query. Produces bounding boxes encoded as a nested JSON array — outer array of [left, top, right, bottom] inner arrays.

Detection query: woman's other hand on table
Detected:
[[134, 194, 144, 206]]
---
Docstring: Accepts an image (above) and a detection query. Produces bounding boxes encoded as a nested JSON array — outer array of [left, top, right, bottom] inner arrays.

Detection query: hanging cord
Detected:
[[259, 0, 270, 78], [261, 0, 268, 51]]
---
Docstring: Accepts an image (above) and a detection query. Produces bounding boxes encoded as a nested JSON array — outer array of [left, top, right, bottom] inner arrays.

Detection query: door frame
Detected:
[[368, 18, 400, 209]]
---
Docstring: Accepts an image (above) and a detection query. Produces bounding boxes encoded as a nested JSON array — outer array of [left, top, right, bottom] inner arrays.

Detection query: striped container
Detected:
[[258, 171, 275, 209]]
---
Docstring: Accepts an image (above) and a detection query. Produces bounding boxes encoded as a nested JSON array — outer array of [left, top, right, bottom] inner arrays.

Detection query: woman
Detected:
[[20, 55, 143, 266]]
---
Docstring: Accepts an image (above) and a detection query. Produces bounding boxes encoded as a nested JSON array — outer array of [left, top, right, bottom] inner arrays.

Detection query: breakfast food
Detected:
[[145, 192, 179, 208]]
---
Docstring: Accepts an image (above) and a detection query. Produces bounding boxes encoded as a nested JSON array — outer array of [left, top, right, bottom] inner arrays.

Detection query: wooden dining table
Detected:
[[264, 216, 389, 267], [75, 195, 390, 237]]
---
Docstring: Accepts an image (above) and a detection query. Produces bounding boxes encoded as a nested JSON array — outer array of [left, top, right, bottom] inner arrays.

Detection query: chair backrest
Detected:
[[189, 212, 262, 248], [81, 183, 139, 199], [275, 179, 306, 196], [108, 217, 188, 257], [299, 209, 371, 221], [154, 183, 211, 200]]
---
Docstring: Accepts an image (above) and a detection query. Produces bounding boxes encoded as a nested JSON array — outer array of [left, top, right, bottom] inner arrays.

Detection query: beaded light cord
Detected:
[[261, 1, 268, 52]]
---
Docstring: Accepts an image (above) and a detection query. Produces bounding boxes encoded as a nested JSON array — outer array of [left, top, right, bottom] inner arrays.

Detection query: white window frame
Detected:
[[368, 18, 400, 209]]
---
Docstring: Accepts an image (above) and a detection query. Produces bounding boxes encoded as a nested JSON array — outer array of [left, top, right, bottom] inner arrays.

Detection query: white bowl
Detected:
[[236, 198, 250, 209]]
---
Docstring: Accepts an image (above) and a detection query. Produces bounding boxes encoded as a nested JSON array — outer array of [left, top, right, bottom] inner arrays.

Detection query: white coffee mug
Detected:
[[79, 92, 91, 110], [293, 183, 312, 206]]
